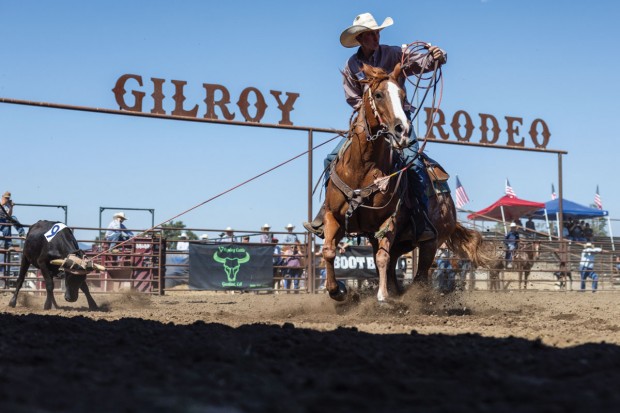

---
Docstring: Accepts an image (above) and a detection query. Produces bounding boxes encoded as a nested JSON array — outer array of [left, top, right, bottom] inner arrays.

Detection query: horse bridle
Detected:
[[364, 81, 409, 155]]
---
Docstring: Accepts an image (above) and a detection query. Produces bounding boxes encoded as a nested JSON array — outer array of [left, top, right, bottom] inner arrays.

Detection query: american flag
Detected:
[[551, 184, 557, 200], [594, 185, 603, 210], [505, 179, 516, 197], [455, 176, 470, 209]]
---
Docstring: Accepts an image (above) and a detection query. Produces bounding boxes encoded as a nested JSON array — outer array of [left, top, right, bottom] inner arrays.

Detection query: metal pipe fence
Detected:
[[2, 223, 619, 296]]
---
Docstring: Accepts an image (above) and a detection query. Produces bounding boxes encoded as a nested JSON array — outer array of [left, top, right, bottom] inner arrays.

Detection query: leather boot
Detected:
[[417, 208, 437, 242], [303, 205, 326, 239]]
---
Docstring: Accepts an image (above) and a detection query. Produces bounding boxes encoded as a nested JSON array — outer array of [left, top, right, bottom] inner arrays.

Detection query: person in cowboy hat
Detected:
[[259, 223, 272, 243], [176, 232, 190, 251], [0, 191, 26, 280], [579, 242, 602, 292], [304, 12, 447, 242], [218, 226, 237, 243], [283, 223, 298, 244], [105, 211, 134, 248], [504, 222, 520, 267]]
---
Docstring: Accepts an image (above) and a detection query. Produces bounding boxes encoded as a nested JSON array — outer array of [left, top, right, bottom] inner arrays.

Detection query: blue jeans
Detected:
[[433, 258, 455, 292], [0, 217, 25, 249], [580, 267, 598, 291], [1, 217, 25, 276], [105, 232, 129, 249], [283, 268, 301, 289], [505, 244, 517, 262]]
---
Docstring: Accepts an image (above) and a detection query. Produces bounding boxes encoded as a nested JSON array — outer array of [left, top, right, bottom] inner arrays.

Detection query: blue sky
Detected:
[[1, 1, 619, 239]]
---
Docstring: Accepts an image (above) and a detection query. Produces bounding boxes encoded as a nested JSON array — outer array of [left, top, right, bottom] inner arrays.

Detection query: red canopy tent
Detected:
[[467, 195, 545, 222]]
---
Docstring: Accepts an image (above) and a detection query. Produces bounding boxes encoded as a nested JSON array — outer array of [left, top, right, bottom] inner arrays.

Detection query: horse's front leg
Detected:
[[375, 231, 398, 302], [322, 211, 346, 301]]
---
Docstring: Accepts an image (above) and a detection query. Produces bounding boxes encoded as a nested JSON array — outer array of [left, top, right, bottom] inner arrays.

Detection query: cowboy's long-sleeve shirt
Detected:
[[342, 44, 447, 111]]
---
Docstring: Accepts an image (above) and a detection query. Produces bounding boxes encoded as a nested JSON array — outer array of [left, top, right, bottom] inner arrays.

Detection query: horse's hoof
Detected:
[[329, 280, 348, 302], [8, 298, 16, 308]]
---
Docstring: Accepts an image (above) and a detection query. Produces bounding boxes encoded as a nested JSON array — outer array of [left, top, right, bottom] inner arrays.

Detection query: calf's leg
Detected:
[[8, 257, 30, 308], [80, 282, 99, 310]]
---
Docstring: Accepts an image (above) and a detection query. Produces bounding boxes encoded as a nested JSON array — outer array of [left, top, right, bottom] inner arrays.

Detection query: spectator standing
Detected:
[[259, 223, 272, 244], [0, 191, 25, 242], [579, 242, 602, 292], [525, 217, 536, 237], [105, 212, 134, 249], [562, 222, 570, 239], [199, 234, 209, 242], [272, 237, 285, 288], [583, 223, 594, 242], [282, 243, 303, 291], [218, 227, 237, 243], [176, 232, 189, 251], [1, 191, 25, 280], [283, 223, 298, 244], [433, 244, 456, 292], [571, 220, 584, 241], [514, 218, 524, 230], [504, 222, 520, 268]]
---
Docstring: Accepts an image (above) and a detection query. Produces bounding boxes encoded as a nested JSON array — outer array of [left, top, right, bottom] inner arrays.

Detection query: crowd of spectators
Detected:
[[563, 218, 594, 242]]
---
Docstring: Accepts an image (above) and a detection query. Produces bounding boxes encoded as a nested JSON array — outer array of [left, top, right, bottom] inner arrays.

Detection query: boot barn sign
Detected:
[[112, 74, 551, 149]]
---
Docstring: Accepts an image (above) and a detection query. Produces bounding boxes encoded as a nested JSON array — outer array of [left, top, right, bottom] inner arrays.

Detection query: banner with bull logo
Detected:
[[188, 243, 273, 290], [328, 246, 407, 278]]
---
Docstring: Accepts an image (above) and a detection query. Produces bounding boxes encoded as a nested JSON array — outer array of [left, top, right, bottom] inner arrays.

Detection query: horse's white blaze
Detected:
[[387, 82, 409, 138]]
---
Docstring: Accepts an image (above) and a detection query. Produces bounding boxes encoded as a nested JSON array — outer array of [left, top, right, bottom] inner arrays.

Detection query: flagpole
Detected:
[[500, 205, 508, 235], [544, 209, 552, 241], [608, 215, 615, 251]]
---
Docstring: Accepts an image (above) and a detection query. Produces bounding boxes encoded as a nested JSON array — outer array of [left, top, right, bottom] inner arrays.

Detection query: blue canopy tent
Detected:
[[531, 198, 608, 220], [531, 198, 613, 250]]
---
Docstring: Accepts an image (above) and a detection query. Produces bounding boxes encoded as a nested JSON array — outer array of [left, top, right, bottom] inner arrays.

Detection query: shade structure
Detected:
[[467, 195, 546, 222], [531, 198, 608, 220]]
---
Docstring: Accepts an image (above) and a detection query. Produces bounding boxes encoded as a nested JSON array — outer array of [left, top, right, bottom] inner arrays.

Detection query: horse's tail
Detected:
[[446, 222, 490, 268]]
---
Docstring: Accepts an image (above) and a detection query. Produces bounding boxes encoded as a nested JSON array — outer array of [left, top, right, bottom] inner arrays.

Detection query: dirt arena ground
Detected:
[[2, 286, 620, 412]]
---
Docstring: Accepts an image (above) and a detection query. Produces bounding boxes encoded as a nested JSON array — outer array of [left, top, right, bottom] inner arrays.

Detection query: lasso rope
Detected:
[[400, 41, 444, 154], [92, 133, 344, 260]]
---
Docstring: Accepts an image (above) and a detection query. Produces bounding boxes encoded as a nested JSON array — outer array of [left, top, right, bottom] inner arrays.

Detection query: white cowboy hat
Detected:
[[510, 222, 517, 228], [113, 212, 127, 221], [200, 234, 209, 240], [340, 13, 394, 48], [585, 242, 593, 248], [262, 223, 271, 229], [180, 232, 188, 238], [286, 223, 295, 229], [225, 226, 233, 232]]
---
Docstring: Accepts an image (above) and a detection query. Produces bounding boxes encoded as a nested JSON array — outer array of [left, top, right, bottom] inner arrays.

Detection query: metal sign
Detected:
[[423, 108, 551, 149], [112, 74, 300, 126]]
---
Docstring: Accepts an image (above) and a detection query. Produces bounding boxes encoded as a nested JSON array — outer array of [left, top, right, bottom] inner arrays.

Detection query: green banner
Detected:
[[189, 243, 274, 290]]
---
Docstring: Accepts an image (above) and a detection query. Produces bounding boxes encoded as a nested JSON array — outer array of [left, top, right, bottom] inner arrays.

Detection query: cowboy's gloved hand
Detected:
[[428, 45, 446, 64]]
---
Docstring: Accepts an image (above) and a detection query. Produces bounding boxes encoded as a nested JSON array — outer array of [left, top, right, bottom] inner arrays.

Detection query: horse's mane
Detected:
[[359, 64, 390, 90]]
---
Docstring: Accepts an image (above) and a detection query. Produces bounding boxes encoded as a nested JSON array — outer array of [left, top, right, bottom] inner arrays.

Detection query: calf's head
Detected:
[[63, 273, 87, 302]]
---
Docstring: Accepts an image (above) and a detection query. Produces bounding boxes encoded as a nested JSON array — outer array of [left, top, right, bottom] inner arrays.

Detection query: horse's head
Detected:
[[361, 63, 410, 150]]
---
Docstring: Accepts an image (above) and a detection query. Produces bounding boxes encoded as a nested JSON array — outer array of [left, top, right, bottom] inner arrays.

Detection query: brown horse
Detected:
[[511, 241, 540, 289], [321, 64, 485, 303]]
